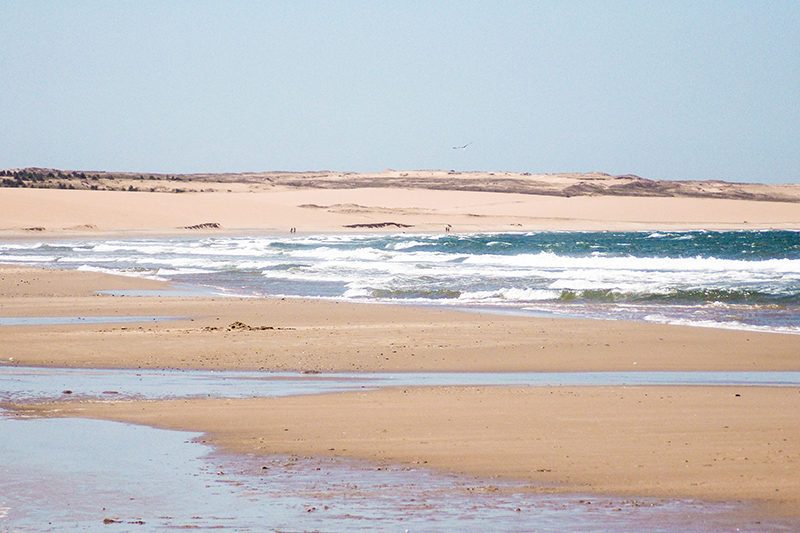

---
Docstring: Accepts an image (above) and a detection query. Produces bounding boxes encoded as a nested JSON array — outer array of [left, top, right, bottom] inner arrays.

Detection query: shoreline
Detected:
[[2, 266, 800, 518], [0, 251, 800, 336]]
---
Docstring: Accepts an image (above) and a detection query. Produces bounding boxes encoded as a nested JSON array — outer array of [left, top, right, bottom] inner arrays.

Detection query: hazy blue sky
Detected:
[[2, 1, 798, 182]]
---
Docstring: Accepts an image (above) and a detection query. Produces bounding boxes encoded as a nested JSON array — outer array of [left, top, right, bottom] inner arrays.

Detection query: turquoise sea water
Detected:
[[2, 230, 799, 332]]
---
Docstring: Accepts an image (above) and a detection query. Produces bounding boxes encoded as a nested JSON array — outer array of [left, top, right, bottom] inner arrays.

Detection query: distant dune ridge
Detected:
[[2, 167, 800, 202], [2, 168, 800, 237]]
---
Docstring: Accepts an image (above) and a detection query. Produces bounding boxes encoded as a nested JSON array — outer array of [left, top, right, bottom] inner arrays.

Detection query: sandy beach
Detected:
[[2, 174, 800, 519], [2, 264, 800, 517]]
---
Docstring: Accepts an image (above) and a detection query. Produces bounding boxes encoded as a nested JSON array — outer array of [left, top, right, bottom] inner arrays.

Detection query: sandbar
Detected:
[[27, 385, 800, 519]]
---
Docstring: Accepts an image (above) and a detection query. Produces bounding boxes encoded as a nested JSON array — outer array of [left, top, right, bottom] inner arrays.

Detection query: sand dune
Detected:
[[1, 170, 800, 237]]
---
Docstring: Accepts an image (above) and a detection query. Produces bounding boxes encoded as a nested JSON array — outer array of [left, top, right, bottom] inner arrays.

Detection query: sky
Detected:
[[1, 1, 799, 183]]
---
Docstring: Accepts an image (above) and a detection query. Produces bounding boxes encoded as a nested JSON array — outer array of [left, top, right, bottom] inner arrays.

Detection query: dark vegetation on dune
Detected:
[[2, 168, 798, 203]]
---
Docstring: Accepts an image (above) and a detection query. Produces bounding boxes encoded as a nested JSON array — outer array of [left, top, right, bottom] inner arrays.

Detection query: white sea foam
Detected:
[[0, 254, 58, 262], [56, 256, 128, 263], [463, 251, 800, 274], [458, 288, 559, 302], [643, 314, 800, 335], [342, 287, 373, 298], [390, 240, 433, 250], [76, 264, 166, 281], [5, 232, 798, 333], [155, 268, 213, 276], [0, 242, 44, 250], [261, 268, 354, 284]]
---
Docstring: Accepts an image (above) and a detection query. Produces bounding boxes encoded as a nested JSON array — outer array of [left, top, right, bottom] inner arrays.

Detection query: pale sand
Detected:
[[2, 266, 800, 517], [2, 181, 800, 238]]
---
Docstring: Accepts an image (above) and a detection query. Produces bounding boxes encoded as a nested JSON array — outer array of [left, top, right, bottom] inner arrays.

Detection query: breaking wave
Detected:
[[2, 230, 799, 333]]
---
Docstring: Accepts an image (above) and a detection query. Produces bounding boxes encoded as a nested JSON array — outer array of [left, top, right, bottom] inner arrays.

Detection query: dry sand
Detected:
[[2, 266, 800, 517]]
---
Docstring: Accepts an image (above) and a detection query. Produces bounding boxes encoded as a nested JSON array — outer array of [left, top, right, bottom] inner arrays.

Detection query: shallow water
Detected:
[[0, 315, 182, 327], [2, 416, 793, 532], [3, 366, 800, 404]]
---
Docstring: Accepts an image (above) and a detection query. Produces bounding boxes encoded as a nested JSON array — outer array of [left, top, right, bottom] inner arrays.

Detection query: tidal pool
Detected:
[[1, 415, 787, 533]]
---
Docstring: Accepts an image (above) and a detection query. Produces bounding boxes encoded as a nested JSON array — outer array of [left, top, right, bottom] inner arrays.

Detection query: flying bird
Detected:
[[453, 142, 473, 150]]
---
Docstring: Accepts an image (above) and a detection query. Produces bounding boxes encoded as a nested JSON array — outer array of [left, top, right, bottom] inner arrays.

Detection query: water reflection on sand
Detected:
[[3, 366, 800, 404]]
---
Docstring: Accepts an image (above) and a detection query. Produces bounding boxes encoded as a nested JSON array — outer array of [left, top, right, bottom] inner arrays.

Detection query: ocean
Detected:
[[2, 230, 799, 334]]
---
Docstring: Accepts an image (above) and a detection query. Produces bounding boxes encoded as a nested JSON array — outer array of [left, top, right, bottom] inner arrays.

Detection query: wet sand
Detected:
[[26, 385, 800, 519], [2, 266, 800, 519]]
